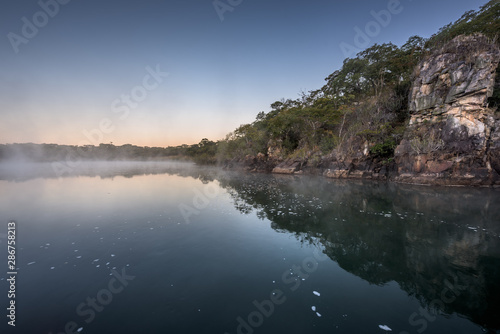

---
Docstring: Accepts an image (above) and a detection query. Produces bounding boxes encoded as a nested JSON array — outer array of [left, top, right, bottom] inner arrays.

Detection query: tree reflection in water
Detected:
[[2, 162, 499, 332], [216, 173, 500, 333]]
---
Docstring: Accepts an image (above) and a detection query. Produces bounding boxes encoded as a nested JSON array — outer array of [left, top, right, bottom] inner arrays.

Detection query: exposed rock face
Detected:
[[409, 39, 498, 117], [272, 160, 302, 174], [237, 34, 500, 186], [394, 34, 500, 186]]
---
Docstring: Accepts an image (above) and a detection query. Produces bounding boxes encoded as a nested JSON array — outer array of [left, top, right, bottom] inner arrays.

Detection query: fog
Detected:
[[0, 160, 208, 182], [0, 143, 207, 181]]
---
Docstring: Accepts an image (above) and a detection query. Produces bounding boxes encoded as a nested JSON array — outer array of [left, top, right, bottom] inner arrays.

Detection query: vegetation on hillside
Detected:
[[2, 2, 497, 166], [426, 0, 499, 48], [214, 0, 499, 166]]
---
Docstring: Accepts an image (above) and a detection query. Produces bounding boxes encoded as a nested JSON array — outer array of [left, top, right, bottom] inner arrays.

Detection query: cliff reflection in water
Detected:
[[215, 174, 500, 332], [2, 162, 499, 331]]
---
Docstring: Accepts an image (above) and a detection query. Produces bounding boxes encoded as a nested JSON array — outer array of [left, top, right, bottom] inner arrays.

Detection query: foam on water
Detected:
[[379, 325, 392, 331]]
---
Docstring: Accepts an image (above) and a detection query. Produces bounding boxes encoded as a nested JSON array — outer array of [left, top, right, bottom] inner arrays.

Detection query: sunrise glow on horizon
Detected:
[[0, 0, 487, 147]]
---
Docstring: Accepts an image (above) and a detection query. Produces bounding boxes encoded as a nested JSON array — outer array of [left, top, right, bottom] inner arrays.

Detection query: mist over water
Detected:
[[0, 160, 199, 181], [1, 162, 499, 334]]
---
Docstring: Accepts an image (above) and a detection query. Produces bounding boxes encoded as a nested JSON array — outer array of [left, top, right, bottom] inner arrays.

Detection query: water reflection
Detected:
[[216, 174, 500, 333], [1, 162, 499, 332], [0, 160, 215, 182]]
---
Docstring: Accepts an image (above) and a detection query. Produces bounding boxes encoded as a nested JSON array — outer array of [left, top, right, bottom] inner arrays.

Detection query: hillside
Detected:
[[2, 1, 499, 186], [214, 0, 500, 186]]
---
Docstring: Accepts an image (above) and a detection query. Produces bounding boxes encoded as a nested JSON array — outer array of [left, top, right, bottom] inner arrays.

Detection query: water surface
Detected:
[[1, 161, 499, 334]]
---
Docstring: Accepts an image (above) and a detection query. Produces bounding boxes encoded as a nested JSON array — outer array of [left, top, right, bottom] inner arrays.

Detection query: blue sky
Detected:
[[0, 0, 488, 146]]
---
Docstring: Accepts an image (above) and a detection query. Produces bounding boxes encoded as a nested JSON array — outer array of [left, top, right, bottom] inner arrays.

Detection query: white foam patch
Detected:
[[316, 312, 321, 317], [313, 291, 320, 296], [27, 262, 36, 265], [311, 306, 316, 311], [379, 325, 392, 331]]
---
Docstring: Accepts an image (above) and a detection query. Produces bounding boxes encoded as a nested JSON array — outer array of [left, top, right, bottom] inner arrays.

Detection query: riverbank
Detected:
[[221, 33, 500, 188], [222, 158, 500, 187]]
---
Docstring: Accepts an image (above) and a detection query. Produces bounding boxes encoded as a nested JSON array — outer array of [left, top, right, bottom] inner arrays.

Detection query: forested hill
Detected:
[[211, 0, 500, 186], [214, 0, 499, 164]]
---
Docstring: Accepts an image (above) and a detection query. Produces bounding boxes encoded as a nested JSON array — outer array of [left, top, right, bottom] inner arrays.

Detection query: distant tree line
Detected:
[[0, 142, 216, 163]]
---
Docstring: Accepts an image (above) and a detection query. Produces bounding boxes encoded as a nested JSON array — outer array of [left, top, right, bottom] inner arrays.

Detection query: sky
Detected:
[[0, 0, 489, 147]]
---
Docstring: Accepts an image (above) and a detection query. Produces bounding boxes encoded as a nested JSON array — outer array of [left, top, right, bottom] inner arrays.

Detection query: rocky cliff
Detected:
[[269, 34, 500, 186], [394, 34, 500, 186]]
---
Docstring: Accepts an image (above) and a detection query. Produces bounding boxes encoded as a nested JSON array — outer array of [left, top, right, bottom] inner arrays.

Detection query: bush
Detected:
[[488, 63, 500, 109], [319, 133, 338, 153], [409, 134, 444, 155], [370, 138, 397, 158]]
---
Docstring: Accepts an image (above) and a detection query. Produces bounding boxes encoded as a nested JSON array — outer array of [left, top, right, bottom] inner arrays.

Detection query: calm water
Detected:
[[1, 161, 499, 334]]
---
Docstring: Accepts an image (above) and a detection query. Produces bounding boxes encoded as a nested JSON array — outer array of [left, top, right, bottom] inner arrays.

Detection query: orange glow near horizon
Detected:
[[1, 135, 224, 148], [0, 104, 242, 147], [1, 121, 231, 148]]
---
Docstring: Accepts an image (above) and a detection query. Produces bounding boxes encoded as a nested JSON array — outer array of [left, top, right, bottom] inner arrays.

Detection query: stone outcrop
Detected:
[[236, 34, 500, 186], [272, 160, 303, 174], [394, 34, 500, 186]]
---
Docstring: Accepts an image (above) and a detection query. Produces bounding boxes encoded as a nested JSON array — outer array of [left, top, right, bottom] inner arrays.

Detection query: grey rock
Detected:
[[398, 34, 500, 185]]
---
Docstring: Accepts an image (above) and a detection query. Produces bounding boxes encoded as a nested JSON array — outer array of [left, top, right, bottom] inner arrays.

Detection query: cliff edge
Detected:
[[394, 34, 500, 186], [270, 34, 500, 186]]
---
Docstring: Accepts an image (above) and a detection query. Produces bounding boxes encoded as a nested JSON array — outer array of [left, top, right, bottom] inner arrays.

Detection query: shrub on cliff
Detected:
[[427, 0, 499, 49]]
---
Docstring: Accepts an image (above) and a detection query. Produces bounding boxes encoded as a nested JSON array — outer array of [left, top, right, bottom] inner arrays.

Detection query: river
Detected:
[[0, 161, 499, 334]]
